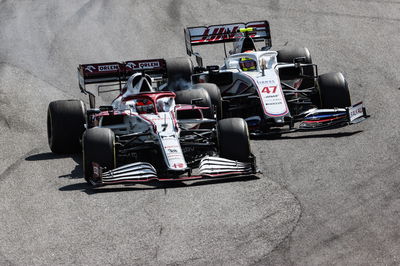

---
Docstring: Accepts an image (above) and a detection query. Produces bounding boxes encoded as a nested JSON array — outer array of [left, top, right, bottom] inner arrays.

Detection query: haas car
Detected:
[[47, 59, 257, 186], [182, 21, 368, 135]]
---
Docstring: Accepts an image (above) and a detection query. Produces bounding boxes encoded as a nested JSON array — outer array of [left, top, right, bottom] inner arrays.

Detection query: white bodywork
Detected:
[[107, 100, 187, 172], [185, 22, 367, 136], [89, 73, 255, 184], [224, 51, 289, 118], [199, 51, 296, 122], [100, 73, 188, 172]]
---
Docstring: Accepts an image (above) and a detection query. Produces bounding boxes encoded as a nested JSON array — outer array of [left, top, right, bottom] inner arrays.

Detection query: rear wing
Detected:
[[78, 58, 167, 108], [184, 21, 272, 56], [78, 58, 167, 91]]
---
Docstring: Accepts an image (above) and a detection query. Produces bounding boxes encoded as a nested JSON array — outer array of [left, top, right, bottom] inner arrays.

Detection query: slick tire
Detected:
[[175, 88, 213, 119], [217, 118, 251, 162], [47, 99, 86, 154], [82, 127, 116, 182], [277, 47, 314, 82], [277, 47, 312, 64], [192, 83, 222, 120], [318, 72, 351, 108], [166, 57, 193, 90]]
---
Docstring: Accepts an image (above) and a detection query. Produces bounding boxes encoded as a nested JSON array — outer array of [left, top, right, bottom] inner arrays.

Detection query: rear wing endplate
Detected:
[[185, 21, 272, 56]]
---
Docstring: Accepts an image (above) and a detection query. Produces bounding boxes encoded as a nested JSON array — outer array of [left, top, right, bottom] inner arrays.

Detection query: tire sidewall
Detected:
[[217, 118, 251, 162], [82, 127, 116, 181], [318, 72, 351, 108], [47, 99, 86, 154]]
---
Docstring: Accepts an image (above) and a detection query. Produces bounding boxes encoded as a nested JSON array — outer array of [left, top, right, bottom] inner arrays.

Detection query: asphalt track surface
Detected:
[[0, 0, 399, 265]]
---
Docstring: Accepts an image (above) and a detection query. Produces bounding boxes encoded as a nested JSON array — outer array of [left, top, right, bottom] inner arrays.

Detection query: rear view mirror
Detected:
[[260, 58, 267, 76], [191, 98, 204, 106], [293, 57, 307, 64]]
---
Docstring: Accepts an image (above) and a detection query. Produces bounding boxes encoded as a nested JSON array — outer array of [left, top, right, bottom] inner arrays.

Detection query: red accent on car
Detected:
[[303, 116, 347, 124]]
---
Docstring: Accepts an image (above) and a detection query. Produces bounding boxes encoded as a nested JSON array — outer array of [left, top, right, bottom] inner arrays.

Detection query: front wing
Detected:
[[89, 156, 257, 186], [250, 102, 369, 136]]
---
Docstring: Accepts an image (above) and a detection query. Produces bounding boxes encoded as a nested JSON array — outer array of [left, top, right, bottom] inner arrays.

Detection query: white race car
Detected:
[[47, 59, 257, 186], [183, 21, 368, 136]]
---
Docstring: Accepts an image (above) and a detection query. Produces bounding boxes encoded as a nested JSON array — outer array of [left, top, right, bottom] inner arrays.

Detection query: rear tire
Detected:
[[217, 118, 251, 162], [175, 88, 213, 119], [166, 57, 193, 90], [82, 127, 116, 182], [192, 83, 222, 119], [318, 72, 351, 108], [47, 100, 86, 154]]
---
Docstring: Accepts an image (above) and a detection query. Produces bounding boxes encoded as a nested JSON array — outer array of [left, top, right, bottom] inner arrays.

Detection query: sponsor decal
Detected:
[[126, 61, 160, 70], [350, 107, 363, 117], [164, 145, 179, 149], [256, 79, 275, 85], [349, 102, 364, 122], [126, 62, 136, 69], [98, 64, 119, 72], [85, 65, 96, 73], [168, 155, 183, 160], [190, 22, 268, 43], [197, 26, 239, 42], [139, 61, 160, 69]]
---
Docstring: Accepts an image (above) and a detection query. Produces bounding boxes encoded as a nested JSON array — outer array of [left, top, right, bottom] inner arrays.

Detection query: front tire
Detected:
[[192, 83, 222, 120], [175, 88, 213, 119], [47, 100, 86, 154], [318, 72, 351, 108], [82, 127, 116, 182], [217, 118, 251, 162], [277, 47, 312, 64], [277, 47, 314, 83]]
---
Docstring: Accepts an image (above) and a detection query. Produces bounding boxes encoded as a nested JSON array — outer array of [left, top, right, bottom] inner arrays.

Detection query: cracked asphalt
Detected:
[[0, 0, 399, 265]]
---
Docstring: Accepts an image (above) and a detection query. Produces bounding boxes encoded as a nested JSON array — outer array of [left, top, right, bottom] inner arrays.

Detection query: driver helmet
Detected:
[[135, 98, 154, 114], [239, 57, 257, 71]]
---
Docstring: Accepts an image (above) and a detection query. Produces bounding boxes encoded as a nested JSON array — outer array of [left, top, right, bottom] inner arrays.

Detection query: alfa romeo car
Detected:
[[47, 59, 257, 186]]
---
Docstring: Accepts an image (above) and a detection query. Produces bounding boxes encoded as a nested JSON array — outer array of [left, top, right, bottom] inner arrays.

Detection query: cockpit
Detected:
[[111, 73, 176, 114], [122, 95, 175, 115], [224, 52, 278, 72]]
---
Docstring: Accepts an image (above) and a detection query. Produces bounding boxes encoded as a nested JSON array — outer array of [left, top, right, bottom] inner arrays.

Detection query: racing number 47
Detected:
[[262, 86, 277, 94]]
